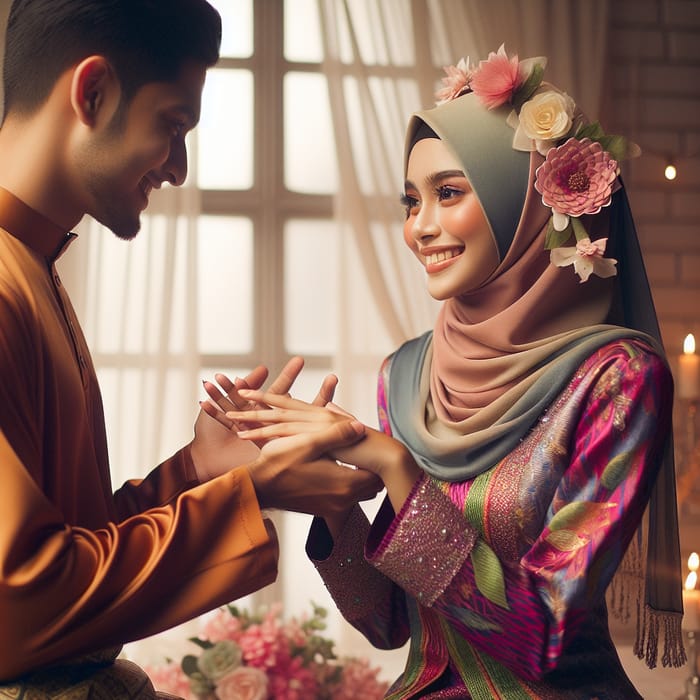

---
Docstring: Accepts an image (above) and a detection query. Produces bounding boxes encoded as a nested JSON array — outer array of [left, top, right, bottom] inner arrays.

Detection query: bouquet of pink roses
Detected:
[[145, 602, 389, 700]]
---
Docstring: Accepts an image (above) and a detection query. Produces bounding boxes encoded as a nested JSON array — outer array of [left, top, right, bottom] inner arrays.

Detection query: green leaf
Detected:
[[575, 121, 606, 141], [601, 451, 633, 490], [570, 216, 589, 242], [546, 529, 587, 552], [188, 637, 214, 649], [470, 540, 509, 610], [181, 654, 200, 677], [544, 217, 574, 250], [512, 63, 545, 110], [548, 501, 590, 531]]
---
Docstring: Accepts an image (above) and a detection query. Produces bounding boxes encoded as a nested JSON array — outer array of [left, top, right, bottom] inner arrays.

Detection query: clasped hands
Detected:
[[196, 357, 422, 519]]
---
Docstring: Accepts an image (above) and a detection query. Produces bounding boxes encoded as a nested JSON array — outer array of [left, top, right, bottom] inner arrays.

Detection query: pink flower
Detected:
[[535, 137, 618, 231], [470, 44, 523, 109], [201, 608, 243, 643], [216, 666, 268, 700], [333, 658, 389, 700], [550, 237, 618, 283], [435, 57, 473, 104], [144, 661, 193, 699], [267, 655, 318, 700]]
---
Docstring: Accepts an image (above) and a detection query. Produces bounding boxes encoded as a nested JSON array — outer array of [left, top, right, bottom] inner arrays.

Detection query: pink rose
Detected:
[[216, 666, 268, 700]]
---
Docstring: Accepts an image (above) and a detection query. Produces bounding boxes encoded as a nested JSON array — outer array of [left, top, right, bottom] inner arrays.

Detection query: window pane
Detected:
[[197, 69, 253, 190], [284, 219, 338, 355], [284, 73, 337, 194], [197, 216, 253, 353], [284, 0, 322, 63], [210, 0, 253, 58]]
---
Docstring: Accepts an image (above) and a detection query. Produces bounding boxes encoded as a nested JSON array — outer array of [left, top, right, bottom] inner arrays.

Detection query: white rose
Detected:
[[197, 641, 243, 681], [519, 90, 575, 142], [216, 666, 268, 700]]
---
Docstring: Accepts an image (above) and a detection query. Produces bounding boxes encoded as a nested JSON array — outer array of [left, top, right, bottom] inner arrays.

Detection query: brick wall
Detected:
[[608, 0, 700, 360], [607, 0, 700, 552]]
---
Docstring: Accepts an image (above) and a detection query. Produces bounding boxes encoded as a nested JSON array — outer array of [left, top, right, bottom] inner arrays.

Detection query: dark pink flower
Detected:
[[534, 137, 618, 229], [470, 44, 523, 109]]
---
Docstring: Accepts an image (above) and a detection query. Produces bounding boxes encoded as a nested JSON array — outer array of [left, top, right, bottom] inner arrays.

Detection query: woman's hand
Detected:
[[232, 390, 422, 513], [200, 356, 338, 442]]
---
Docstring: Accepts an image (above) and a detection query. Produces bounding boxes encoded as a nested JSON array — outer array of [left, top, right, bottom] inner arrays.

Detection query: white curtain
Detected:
[[318, 0, 610, 663]]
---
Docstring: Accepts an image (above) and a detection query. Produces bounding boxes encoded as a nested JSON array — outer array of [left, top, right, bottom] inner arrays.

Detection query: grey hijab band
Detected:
[[404, 93, 530, 261]]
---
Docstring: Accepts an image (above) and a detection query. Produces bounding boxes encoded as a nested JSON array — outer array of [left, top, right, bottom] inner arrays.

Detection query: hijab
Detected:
[[387, 53, 684, 669]]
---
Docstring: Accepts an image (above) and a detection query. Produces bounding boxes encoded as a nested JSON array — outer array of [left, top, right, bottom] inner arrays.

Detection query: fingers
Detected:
[[312, 373, 338, 406], [267, 356, 304, 396], [237, 365, 269, 391]]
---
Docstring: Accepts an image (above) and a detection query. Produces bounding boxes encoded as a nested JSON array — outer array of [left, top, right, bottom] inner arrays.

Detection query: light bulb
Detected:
[[665, 163, 677, 180]]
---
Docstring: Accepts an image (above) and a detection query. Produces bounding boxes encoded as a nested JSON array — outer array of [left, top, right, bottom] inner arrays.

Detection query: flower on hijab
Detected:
[[550, 237, 618, 283], [435, 56, 474, 105], [144, 602, 388, 700], [469, 44, 524, 109], [535, 138, 618, 230], [510, 89, 576, 155], [435, 45, 639, 283]]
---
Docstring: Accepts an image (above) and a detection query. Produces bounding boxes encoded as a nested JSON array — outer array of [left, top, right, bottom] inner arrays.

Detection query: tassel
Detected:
[[634, 606, 687, 669]]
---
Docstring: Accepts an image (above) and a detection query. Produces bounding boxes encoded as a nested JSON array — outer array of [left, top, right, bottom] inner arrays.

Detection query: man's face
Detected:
[[79, 60, 207, 240]]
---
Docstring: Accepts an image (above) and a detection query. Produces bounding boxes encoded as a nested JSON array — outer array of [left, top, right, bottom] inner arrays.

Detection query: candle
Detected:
[[679, 334, 700, 401], [683, 554, 700, 631]]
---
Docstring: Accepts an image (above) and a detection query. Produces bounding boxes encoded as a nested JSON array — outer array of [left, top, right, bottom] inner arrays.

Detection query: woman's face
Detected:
[[403, 137, 499, 300]]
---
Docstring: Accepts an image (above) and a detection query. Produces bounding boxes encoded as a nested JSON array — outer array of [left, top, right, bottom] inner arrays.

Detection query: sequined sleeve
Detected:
[[306, 505, 410, 650], [368, 340, 673, 680]]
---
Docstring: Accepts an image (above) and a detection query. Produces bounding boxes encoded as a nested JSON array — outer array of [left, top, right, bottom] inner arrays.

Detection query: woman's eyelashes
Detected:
[[400, 192, 419, 218]]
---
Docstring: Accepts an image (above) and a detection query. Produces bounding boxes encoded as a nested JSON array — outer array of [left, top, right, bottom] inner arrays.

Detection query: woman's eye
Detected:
[[437, 185, 461, 201]]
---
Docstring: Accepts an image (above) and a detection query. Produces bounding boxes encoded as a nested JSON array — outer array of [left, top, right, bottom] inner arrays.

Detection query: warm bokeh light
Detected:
[[664, 163, 677, 180], [690, 552, 700, 572], [686, 570, 697, 591], [685, 334, 696, 355]]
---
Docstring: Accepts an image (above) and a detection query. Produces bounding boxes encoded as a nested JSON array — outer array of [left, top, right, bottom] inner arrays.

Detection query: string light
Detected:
[[664, 161, 677, 180]]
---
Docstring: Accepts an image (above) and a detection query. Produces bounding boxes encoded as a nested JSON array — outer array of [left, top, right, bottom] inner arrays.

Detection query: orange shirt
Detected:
[[0, 188, 277, 681]]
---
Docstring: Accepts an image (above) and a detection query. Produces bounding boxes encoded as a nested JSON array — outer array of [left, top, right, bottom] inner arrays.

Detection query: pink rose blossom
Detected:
[[216, 666, 268, 700], [470, 44, 523, 109], [535, 137, 618, 230], [435, 57, 473, 104]]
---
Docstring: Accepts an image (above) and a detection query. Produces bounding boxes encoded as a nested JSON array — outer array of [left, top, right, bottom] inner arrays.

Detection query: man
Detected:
[[0, 1, 379, 696]]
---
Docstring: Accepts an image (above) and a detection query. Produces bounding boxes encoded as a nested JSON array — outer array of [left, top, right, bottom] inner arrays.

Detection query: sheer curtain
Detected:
[[318, 0, 610, 664]]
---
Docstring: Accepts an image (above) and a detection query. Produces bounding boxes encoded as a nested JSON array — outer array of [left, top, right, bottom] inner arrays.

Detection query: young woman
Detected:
[[218, 47, 685, 698]]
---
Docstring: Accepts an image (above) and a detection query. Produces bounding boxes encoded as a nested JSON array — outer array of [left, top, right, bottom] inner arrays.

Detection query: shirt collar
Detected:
[[0, 186, 77, 262]]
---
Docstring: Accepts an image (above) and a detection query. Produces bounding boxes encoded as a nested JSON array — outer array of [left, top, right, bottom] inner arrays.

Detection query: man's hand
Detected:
[[231, 390, 421, 513], [247, 418, 383, 520]]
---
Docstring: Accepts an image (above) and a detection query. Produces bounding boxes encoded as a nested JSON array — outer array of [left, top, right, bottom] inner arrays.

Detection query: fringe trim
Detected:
[[607, 529, 643, 625], [633, 605, 686, 669]]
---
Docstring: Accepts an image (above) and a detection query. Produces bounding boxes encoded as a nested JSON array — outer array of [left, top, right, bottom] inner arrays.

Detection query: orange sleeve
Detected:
[[0, 430, 278, 681]]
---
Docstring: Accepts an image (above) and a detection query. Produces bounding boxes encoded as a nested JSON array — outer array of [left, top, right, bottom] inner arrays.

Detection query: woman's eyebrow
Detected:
[[425, 169, 465, 188]]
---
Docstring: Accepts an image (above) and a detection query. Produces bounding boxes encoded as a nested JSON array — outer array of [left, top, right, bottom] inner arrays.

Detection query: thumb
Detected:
[[316, 419, 365, 450]]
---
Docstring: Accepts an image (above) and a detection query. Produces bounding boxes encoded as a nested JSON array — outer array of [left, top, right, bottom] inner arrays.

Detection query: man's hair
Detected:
[[3, 0, 222, 117]]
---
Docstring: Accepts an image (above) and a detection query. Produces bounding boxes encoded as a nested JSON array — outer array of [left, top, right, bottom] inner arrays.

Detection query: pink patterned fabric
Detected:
[[308, 340, 669, 698]]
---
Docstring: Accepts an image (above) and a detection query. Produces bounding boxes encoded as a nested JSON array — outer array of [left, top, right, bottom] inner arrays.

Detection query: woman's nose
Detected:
[[412, 206, 440, 241]]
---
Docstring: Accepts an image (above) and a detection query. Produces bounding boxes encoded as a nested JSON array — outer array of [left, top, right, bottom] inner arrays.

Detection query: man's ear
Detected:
[[70, 56, 119, 127]]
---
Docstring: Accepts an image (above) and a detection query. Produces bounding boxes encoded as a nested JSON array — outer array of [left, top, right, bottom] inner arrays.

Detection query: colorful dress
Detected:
[[306, 337, 671, 698]]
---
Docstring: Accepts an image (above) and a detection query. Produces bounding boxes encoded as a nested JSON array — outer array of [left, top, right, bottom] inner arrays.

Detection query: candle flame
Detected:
[[686, 571, 698, 591], [690, 552, 700, 571], [684, 334, 696, 355]]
